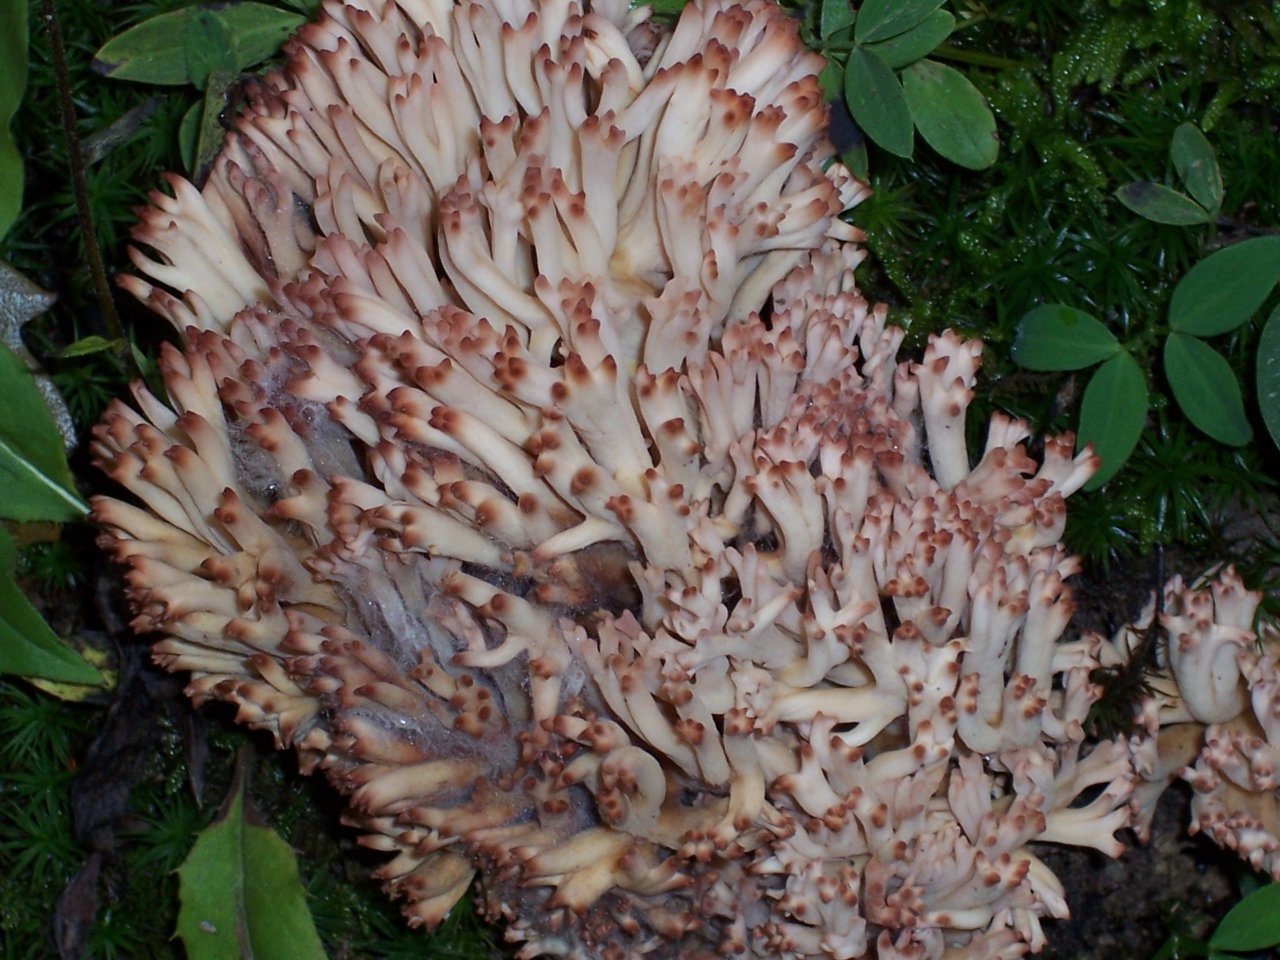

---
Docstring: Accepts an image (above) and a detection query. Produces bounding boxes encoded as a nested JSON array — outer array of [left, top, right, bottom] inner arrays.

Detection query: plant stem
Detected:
[[930, 43, 1022, 70], [40, 0, 124, 348]]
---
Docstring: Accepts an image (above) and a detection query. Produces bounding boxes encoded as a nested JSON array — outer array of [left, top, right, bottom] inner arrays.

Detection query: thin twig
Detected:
[[41, 0, 124, 347]]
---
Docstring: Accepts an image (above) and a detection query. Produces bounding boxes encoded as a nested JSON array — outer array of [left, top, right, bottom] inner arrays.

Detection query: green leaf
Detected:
[[1011, 304, 1121, 371], [0, 0, 28, 239], [193, 74, 237, 177], [185, 11, 239, 90], [1079, 352, 1147, 490], [1258, 305, 1280, 451], [845, 48, 913, 159], [864, 10, 953, 69], [902, 59, 999, 169], [854, 0, 947, 44], [1114, 182, 1213, 226], [820, 0, 855, 41], [179, 99, 202, 173], [1210, 883, 1280, 952], [1171, 123, 1223, 213], [0, 344, 87, 522], [57, 335, 126, 359], [1169, 236, 1280, 336], [1164, 332, 1252, 446], [0, 529, 101, 685], [177, 775, 327, 960], [95, 3, 303, 85]]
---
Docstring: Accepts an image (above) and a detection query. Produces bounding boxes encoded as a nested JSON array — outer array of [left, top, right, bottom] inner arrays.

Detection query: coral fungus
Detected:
[[90, 0, 1279, 955]]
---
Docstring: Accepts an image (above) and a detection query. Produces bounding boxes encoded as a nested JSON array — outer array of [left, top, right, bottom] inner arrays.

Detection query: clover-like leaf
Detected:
[[95, 3, 304, 85], [1171, 122, 1223, 213], [0, 0, 27, 239], [1163, 332, 1252, 446], [0, 344, 88, 522], [902, 59, 998, 169], [1078, 351, 1147, 490], [864, 9, 953, 69], [1114, 181, 1213, 226], [1210, 883, 1280, 953], [177, 771, 326, 960], [854, 0, 947, 44], [0, 529, 101, 685], [1168, 236, 1280, 337], [1258, 305, 1280, 451], [1012, 305, 1121, 371], [845, 47, 913, 158]]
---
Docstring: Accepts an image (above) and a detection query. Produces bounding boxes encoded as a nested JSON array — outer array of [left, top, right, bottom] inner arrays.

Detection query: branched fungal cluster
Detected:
[[92, 0, 1280, 956]]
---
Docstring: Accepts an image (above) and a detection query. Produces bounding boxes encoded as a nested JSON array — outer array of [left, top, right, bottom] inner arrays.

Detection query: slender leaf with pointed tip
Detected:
[[902, 59, 998, 169], [1168, 236, 1280, 337], [0, 529, 101, 684], [1078, 351, 1147, 490], [1012, 305, 1120, 371], [1164, 332, 1252, 446], [1114, 181, 1213, 225], [1171, 123, 1223, 213], [177, 772, 326, 960], [0, 344, 87, 522]]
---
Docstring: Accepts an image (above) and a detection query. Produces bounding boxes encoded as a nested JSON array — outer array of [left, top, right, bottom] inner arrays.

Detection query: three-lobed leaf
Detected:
[[0, 529, 101, 685], [1210, 883, 1280, 953], [1164, 332, 1252, 446], [1171, 122, 1223, 213], [902, 59, 998, 169], [1259, 305, 1280, 451], [1078, 351, 1147, 490], [177, 776, 327, 960], [1168, 236, 1280, 337], [863, 9, 953, 69], [845, 47, 913, 158], [854, 0, 947, 44], [0, 344, 88, 523], [1012, 304, 1121, 371], [1114, 181, 1213, 226], [0, 0, 27, 239], [95, 3, 304, 86]]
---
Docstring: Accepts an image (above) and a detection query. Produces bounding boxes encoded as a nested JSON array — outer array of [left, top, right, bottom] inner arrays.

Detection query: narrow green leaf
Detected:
[[179, 99, 202, 173], [185, 11, 238, 91], [819, 60, 843, 101], [1011, 304, 1121, 371], [820, 0, 855, 41], [0, 530, 101, 685], [844, 48, 913, 159], [1169, 236, 1280, 336], [864, 10, 953, 69], [1210, 883, 1280, 952], [1164, 333, 1252, 446], [178, 776, 327, 960], [1079, 352, 1147, 490], [0, 0, 28, 239], [1114, 182, 1213, 226], [0, 344, 88, 522], [95, 3, 303, 85], [902, 59, 999, 169], [854, 0, 946, 44], [1171, 122, 1223, 212], [58, 335, 125, 359], [1257, 305, 1280, 450], [194, 75, 237, 178]]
